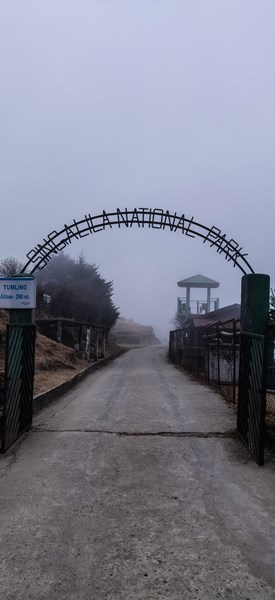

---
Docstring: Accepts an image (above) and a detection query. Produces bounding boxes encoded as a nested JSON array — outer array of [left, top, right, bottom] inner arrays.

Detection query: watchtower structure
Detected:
[[177, 274, 220, 320]]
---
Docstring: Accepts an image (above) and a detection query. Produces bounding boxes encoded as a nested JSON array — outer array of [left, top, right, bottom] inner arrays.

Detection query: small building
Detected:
[[189, 303, 241, 329]]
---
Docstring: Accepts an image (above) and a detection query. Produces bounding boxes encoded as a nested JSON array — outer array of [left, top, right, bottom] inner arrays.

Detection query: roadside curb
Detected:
[[33, 348, 127, 415]]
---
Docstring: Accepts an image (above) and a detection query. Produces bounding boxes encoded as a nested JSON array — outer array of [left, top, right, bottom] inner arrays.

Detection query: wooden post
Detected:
[[78, 325, 82, 351], [101, 332, 106, 359], [57, 320, 62, 343], [94, 331, 99, 362], [98, 332, 105, 359], [85, 327, 91, 360]]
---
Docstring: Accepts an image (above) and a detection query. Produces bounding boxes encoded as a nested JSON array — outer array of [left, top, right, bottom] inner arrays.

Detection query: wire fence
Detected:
[[169, 316, 275, 435], [169, 319, 240, 404], [266, 320, 275, 430]]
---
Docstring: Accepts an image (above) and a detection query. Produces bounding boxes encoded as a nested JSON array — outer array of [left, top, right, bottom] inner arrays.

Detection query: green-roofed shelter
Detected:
[[177, 274, 220, 319], [177, 274, 220, 289]]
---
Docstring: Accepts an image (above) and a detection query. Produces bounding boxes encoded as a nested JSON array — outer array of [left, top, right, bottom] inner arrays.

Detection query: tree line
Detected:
[[0, 254, 119, 330]]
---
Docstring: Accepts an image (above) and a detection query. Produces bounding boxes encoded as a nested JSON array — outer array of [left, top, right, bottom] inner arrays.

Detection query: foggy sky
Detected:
[[1, 1, 275, 339]]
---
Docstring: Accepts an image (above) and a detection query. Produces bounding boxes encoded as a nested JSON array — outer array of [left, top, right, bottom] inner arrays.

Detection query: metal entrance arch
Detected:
[[22, 208, 254, 275], [9, 206, 267, 464]]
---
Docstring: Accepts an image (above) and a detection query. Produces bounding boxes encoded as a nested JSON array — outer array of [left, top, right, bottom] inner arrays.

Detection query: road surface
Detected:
[[1, 345, 275, 600]]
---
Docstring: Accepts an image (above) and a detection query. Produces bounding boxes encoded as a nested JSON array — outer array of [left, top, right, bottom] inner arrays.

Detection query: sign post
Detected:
[[1, 276, 37, 452], [0, 276, 36, 323]]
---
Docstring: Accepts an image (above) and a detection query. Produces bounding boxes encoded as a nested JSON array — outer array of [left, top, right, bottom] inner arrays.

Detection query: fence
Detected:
[[36, 318, 107, 361], [237, 331, 267, 465], [170, 316, 275, 438], [1, 324, 36, 453], [169, 319, 240, 404], [0, 318, 109, 453], [266, 319, 275, 430]]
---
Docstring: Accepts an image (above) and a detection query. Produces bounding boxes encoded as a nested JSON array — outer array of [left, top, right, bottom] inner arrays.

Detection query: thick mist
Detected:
[[1, 1, 275, 340]]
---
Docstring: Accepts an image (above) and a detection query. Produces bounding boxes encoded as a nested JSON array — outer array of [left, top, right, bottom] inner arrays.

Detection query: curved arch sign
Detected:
[[22, 208, 254, 275]]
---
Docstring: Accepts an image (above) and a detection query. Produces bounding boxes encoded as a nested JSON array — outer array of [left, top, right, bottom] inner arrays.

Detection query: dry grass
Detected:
[[0, 311, 121, 396]]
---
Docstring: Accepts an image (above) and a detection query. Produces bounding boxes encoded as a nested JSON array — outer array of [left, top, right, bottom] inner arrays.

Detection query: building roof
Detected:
[[192, 303, 241, 327], [177, 274, 220, 289]]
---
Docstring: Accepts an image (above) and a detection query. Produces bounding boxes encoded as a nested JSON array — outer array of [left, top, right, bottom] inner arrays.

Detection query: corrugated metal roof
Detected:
[[192, 303, 241, 327], [177, 274, 220, 288]]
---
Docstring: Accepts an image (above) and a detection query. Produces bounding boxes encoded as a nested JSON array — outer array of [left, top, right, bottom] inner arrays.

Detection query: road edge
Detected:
[[33, 348, 127, 415]]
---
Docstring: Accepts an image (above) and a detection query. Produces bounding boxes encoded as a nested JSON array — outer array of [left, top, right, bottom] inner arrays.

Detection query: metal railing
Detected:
[[237, 332, 267, 465], [1, 324, 36, 453], [169, 319, 240, 404], [170, 315, 275, 443], [266, 320, 275, 430]]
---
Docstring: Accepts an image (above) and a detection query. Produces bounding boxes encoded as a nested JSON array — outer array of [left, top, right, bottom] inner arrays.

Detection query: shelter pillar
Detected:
[[207, 288, 211, 313], [186, 286, 190, 318]]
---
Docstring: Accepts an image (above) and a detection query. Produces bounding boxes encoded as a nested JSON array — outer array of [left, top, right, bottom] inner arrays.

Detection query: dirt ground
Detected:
[[33, 337, 121, 395]]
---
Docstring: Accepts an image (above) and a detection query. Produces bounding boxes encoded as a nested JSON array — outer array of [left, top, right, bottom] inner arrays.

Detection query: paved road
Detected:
[[1, 346, 275, 600]]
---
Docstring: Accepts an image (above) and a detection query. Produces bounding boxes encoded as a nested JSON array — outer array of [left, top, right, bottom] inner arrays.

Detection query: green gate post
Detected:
[[241, 274, 270, 335], [238, 273, 270, 464], [9, 309, 34, 325]]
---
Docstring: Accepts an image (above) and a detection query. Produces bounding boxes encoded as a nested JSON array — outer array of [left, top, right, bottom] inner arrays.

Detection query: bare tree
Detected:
[[0, 256, 23, 277]]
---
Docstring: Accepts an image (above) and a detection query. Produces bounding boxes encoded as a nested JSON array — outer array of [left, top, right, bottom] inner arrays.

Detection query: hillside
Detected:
[[0, 310, 120, 396], [0, 311, 159, 399], [109, 317, 160, 346]]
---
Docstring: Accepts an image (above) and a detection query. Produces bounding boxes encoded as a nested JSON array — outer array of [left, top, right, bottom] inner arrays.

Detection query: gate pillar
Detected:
[[240, 274, 270, 336], [9, 308, 34, 325], [238, 273, 270, 465]]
